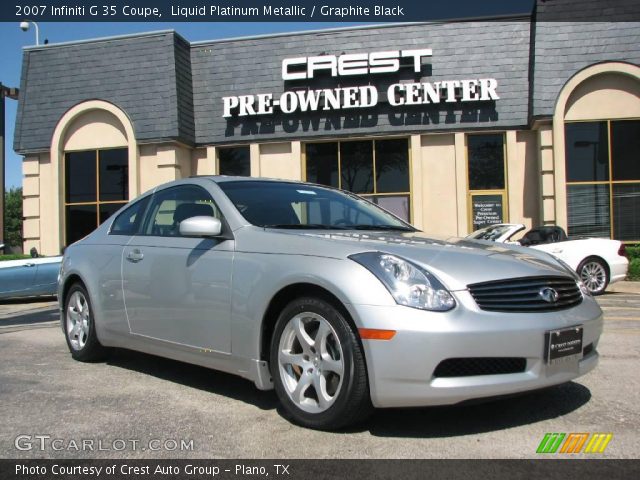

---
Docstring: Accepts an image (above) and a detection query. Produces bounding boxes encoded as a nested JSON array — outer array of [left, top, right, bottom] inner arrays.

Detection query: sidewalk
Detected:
[[0, 298, 59, 332], [607, 281, 640, 294], [0, 297, 57, 319]]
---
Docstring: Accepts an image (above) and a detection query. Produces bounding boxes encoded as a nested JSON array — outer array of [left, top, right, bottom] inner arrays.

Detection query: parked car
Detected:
[[467, 224, 628, 295], [0, 255, 62, 300], [59, 178, 602, 429]]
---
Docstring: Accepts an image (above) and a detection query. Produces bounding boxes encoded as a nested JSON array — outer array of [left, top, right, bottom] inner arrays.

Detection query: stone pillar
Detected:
[[537, 123, 556, 225], [22, 155, 41, 254]]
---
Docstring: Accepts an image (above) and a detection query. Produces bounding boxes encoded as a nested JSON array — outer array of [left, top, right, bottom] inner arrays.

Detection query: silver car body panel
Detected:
[[59, 177, 603, 407]]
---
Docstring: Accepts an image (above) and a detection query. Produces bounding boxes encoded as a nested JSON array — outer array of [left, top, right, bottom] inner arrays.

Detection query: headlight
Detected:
[[349, 252, 456, 311]]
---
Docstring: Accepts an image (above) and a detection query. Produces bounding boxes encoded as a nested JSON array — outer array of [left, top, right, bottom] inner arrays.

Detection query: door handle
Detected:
[[126, 249, 144, 263], [23, 263, 35, 267]]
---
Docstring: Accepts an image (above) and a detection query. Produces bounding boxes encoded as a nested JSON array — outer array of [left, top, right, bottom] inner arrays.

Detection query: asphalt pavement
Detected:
[[0, 285, 638, 458]]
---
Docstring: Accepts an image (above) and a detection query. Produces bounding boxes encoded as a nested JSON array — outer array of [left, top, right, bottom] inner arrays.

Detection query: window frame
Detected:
[[465, 132, 509, 232], [302, 136, 413, 222], [108, 194, 152, 236], [565, 117, 640, 242], [217, 145, 251, 177], [63, 146, 129, 245]]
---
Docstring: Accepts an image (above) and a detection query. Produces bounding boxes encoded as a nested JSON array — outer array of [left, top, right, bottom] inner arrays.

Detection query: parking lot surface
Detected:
[[1, 285, 639, 459]]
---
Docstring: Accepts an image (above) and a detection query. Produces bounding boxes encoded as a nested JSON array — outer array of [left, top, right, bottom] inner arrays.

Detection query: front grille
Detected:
[[468, 276, 583, 312], [433, 357, 527, 377]]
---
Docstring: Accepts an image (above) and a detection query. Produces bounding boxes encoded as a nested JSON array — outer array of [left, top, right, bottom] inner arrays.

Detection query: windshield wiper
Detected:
[[262, 224, 350, 230], [350, 225, 415, 232]]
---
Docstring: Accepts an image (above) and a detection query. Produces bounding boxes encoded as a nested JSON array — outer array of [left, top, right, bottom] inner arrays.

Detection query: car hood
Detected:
[[237, 228, 570, 291]]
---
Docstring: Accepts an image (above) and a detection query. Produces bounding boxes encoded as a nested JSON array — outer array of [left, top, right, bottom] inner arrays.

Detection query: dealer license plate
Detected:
[[545, 326, 583, 365]]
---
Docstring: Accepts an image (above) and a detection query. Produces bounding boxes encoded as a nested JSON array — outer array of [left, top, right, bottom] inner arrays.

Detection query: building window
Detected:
[[64, 148, 128, 245], [218, 146, 250, 176], [467, 133, 507, 231], [305, 138, 410, 222], [565, 119, 640, 241]]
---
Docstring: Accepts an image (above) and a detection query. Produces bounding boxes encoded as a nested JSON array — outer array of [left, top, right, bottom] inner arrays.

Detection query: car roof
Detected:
[[192, 175, 305, 184]]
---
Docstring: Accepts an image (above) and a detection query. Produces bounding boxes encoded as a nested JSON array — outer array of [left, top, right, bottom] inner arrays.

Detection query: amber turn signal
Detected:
[[358, 328, 397, 340]]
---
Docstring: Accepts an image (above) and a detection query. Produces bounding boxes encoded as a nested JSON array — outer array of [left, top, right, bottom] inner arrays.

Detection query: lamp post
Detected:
[[19, 20, 40, 45], [1, 84, 20, 248]]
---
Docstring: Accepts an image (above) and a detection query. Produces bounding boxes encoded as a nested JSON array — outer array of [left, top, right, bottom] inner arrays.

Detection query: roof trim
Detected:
[[23, 29, 176, 51], [20, 13, 531, 52], [191, 15, 531, 46]]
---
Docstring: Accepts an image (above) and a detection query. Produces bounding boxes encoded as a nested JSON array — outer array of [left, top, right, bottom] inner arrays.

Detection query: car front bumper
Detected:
[[347, 290, 603, 408]]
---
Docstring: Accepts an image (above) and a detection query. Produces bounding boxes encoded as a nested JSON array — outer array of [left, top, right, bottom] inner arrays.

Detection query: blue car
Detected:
[[0, 255, 62, 300]]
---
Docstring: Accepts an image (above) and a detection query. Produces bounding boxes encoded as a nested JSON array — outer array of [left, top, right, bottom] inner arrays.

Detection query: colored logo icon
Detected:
[[536, 433, 613, 454]]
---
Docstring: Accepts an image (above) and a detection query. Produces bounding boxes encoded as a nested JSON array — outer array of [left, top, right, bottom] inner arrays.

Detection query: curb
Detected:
[[607, 281, 640, 295]]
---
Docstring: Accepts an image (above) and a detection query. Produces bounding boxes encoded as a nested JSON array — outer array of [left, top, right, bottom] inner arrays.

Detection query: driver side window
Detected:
[[143, 185, 222, 237]]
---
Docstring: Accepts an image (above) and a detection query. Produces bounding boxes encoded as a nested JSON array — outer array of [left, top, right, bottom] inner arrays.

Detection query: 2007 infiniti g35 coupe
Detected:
[[59, 177, 602, 429]]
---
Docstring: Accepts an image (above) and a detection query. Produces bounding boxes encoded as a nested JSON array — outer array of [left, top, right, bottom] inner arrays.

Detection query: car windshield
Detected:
[[469, 224, 514, 241], [218, 181, 415, 231]]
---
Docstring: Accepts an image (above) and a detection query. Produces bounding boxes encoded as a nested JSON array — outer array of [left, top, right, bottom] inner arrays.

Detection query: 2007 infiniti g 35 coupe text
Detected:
[[59, 177, 602, 429]]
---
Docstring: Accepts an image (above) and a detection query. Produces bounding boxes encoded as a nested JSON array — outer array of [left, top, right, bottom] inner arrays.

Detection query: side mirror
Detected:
[[179, 216, 222, 238]]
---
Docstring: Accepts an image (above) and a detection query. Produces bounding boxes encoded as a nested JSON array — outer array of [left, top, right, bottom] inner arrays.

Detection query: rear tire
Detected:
[[270, 296, 372, 430], [578, 257, 609, 296], [63, 283, 110, 361]]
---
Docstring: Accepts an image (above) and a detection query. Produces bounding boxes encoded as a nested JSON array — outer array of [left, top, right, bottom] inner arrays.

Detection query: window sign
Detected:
[[471, 194, 504, 231], [467, 133, 507, 232]]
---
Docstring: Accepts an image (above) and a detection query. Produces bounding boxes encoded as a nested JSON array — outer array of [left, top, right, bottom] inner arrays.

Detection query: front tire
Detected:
[[578, 257, 609, 296], [270, 297, 372, 430], [63, 283, 109, 361]]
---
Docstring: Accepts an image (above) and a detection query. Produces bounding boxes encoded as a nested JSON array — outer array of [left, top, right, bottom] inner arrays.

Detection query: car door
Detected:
[[0, 259, 37, 298], [97, 195, 152, 334], [122, 184, 233, 353], [31, 257, 62, 296]]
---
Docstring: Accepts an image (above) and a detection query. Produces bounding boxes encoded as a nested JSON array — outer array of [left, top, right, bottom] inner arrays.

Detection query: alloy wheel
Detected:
[[277, 312, 345, 414], [66, 291, 90, 350], [580, 261, 607, 294]]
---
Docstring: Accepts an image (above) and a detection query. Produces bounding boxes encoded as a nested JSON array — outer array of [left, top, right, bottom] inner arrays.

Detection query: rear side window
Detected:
[[110, 196, 150, 236]]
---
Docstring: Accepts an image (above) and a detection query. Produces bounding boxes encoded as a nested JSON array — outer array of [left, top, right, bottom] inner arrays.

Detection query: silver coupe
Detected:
[[59, 177, 602, 429]]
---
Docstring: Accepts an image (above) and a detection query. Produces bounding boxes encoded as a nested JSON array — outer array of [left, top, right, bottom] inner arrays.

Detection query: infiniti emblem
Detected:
[[539, 287, 559, 303]]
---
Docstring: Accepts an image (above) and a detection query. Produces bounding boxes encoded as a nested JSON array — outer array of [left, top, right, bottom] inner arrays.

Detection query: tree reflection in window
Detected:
[[218, 146, 250, 176], [468, 134, 505, 191], [305, 138, 410, 222]]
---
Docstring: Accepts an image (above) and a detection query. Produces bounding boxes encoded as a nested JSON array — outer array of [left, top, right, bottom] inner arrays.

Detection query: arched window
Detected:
[[53, 103, 137, 247], [561, 69, 640, 241], [64, 147, 129, 244]]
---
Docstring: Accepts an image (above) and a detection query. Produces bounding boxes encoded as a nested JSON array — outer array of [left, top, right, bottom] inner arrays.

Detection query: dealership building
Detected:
[[13, 0, 640, 256]]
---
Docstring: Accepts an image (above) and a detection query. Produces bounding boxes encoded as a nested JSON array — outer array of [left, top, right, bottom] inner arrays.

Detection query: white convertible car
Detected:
[[468, 224, 628, 295]]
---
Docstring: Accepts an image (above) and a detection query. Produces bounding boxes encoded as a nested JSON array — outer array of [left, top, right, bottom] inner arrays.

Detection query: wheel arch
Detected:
[[578, 255, 611, 278], [259, 282, 363, 364], [60, 273, 87, 305]]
